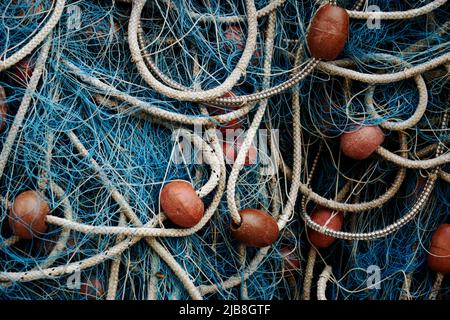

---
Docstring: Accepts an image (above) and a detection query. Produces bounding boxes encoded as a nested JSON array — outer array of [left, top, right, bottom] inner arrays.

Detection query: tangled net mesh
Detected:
[[0, 0, 448, 300]]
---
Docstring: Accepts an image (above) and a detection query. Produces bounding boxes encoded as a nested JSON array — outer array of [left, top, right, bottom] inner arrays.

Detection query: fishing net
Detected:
[[0, 0, 448, 300]]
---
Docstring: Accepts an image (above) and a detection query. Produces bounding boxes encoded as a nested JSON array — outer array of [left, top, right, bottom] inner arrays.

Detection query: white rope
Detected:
[[0, 0, 65, 72], [347, 0, 448, 20], [318, 53, 450, 84], [317, 265, 333, 300], [226, 11, 277, 225], [63, 59, 257, 126], [128, 0, 258, 102], [0, 36, 51, 179], [365, 57, 428, 131]]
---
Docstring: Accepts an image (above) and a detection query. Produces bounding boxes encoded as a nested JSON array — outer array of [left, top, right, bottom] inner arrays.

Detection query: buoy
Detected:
[[428, 224, 450, 274], [224, 25, 245, 50], [14, 0, 44, 17], [224, 25, 261, 62], [281, 246, 301, 277], [80, 278, 105, 300], [40, 234, 78, 254], [340, 125, 384, 160], [9, 190, 50, 240], [8, 58, 34, 85], [230, 208, 279, 247], [160, 181, 204, 228], [307, 4, 349, 61], [307, 207, 343, 248]]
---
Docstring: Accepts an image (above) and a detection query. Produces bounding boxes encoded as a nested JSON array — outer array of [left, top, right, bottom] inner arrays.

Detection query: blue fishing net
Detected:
[[0, 0, 448, 300]]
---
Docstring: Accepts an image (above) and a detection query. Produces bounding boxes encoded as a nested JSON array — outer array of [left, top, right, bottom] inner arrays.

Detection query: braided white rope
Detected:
[[66, 131, 205, 299], [347, 0, 448, 20], [376, 147, 450, 169], [210, 59, 319, 106], [318, 53, 450, 84], [317, 265, 332, 300], [302, 156, 350, 300], [46, 205, 229, 238], [301, 171, 437, 241], [277, 47, 305, 230], [147, 251, 160, 300], [63, 60, 257, 126], [365, 62, 428, 131], [0, 37, 51, 179], [161, 0, 446, 23], [200, 36, 305, 295], [106, 213, 126, 300], [69, 127, 227, 298], [188, 0, 286, 23], [0, 0, 65, 72], [0, 232, 141, 282], [134, 0, 318, 106], [68, 45, 448, 128], [302, 248, 316, 300], [300, 113, 449, 241], [128, 0, 258, 102], [68, 129, 222, 230], [226, 10, 277, 225], [138, 19, 310, 114], [297, 158, 406, 212]]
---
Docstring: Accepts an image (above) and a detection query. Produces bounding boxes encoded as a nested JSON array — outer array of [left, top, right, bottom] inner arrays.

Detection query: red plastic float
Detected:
[[307, 207, 343, 248], [281, 246, 301, 277], [9, 190, 50, 240], [307, 4, 349, 61], [160, 181, 204, 228], [231, 208, 279, 248], [340, 125, 385, 160], [80, 278, 105, 300], [428, 224, 450, 274]]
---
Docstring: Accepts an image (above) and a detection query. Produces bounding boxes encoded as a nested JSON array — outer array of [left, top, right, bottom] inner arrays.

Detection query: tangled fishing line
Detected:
[[0, 0, 448, 300]]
